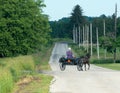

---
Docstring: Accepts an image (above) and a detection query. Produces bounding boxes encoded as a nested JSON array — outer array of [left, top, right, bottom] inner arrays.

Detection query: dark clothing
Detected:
[[66, 50, 73, 59]]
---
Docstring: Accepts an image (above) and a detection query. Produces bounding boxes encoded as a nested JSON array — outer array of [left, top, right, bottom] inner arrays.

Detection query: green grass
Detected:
[[13, 45, 54, 93], [95, 63, 120, 70], [31, 74, 53, 93], [0, 68, 14, 93], [33, 44, 54, 70], [0, 55, 35, 93], [0, 44, 54, 93], [13, 74, 53, 93]]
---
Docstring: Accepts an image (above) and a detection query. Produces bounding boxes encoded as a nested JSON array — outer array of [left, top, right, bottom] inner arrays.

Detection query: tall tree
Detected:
[[70, 5, 85, 27], [0, 0, 51, 57], [69, 5, 85, 42]]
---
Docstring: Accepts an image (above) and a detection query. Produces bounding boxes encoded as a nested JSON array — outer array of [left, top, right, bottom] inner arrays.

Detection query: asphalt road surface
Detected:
[[49, 42, 120, 93]]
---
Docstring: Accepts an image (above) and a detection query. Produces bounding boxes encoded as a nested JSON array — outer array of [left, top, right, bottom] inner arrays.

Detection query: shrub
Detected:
[[91, 59, 114, 64]]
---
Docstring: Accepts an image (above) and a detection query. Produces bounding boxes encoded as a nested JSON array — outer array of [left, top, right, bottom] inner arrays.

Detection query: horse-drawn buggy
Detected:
[[59, 56, 83, 71], [59, 53, 90, 71]]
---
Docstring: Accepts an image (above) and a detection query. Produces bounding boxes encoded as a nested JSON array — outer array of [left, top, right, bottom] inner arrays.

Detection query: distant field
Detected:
[[95, 63, 120, 71]]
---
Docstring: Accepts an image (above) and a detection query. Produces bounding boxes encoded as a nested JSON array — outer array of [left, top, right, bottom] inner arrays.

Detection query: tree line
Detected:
[[0, 0, 51, 57], [50, 4, 120, 62], [50, 4, 120, 51]]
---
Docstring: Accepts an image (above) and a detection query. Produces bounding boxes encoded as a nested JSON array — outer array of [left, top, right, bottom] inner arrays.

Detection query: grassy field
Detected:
[[95, 63, 120, 71], [0, 44, 54, 93]]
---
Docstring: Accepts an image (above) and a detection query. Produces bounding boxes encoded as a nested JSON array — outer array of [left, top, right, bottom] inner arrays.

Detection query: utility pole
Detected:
[[83, 26, 85, 46], [87, 25, 89, 53], [73, 25, 75, 43], [80, 27, 82, 46], [90, 23, 93, 56], [96, 27, 100, 59], [103, 20, 106, 59], [79, 26, 81, 47], [76, 27, 78, 44], [114, 4, 117, 63]]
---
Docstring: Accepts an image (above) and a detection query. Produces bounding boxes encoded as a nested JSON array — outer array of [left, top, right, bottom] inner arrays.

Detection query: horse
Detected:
[[80, 53, 91, 71]]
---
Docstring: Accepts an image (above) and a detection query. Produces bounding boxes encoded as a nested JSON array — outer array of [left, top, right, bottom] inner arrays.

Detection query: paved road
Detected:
[[49, 42, 120, 93]]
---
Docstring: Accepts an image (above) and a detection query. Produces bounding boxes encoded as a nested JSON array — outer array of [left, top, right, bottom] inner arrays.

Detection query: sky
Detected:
[[43, 0, 120, 21]]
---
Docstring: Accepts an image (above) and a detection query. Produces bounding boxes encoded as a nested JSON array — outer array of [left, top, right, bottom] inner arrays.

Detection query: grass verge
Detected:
[[0, 44, 54, 93], [13, 74, 53, 93], [95, 63, 120, 71]]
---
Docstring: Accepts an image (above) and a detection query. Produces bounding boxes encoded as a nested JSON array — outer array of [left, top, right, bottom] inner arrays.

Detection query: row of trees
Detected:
[[50, 7, 120, 41], [50, 4, 120, 62], [0, 0, 51, 57]]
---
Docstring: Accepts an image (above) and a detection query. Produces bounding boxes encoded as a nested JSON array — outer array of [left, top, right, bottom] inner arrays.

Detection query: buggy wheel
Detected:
[[59, 62, 66, 71]]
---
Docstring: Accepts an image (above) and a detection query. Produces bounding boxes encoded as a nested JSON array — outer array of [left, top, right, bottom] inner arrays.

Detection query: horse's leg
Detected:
[[88, 63, 90, 70], [84, 63, 86, 71]]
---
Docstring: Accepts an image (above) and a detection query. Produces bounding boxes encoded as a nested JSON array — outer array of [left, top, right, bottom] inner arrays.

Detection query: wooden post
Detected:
[[96, 27, 100, 59], [87, 25, 89, 53], [90, 23, 93, 56], [80, 27, 82, 46], [73, 25, 75, 43], [76, 27, 77, 43], [114, 4, 117, 63], [103, 20, 106, 59], [79, 26, 81, 47], [83, 26, 84, 46]]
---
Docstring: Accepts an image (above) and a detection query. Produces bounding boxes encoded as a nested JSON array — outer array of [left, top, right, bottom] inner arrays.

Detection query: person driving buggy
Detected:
[[66, 47, 74, 59]]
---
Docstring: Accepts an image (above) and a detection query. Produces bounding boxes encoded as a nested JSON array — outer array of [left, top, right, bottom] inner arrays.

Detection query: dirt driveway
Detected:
[[49, 42, 120, 93]]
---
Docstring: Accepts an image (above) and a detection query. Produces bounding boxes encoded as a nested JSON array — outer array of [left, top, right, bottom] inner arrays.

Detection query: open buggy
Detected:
[[59, 56, 83, 71]]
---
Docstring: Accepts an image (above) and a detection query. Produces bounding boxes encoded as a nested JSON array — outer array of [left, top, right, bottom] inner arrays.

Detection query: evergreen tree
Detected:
[[70, 5, 85, 27]]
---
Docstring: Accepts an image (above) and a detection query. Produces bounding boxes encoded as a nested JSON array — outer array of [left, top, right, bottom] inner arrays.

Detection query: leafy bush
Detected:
[[0, 0, 51, 57], [70, 43, 87, 57], [91, 59, 114, 64], [116, 60, 120, 63]]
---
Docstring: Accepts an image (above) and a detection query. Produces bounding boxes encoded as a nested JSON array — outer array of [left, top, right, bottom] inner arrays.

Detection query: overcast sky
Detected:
[[43, 0, 120, 21]]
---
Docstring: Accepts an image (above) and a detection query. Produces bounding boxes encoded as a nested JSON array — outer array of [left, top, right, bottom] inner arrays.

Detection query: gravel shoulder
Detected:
[[49, 42, 120, 93]]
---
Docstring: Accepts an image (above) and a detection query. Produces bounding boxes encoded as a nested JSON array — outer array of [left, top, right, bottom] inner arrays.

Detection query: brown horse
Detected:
[[81, 53, 91, 71]]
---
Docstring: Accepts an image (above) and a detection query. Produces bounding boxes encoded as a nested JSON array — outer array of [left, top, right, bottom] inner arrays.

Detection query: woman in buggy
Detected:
[[59, 47, 83, 71], [66, 47, 74, 59], [66, 47, 76, 63]]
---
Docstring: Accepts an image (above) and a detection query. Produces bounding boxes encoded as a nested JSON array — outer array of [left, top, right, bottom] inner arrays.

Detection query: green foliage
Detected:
[[0, 55, 35, 93], [0, 69, 14, 93], [70, 43, 87, 57], [116, 36, 120, 47], [70, 4, 85, 27], [32, 44, 54, 70], [0, 43, 54, 93], [50, 4, 85, 39], [95, 63, 120, 71], [6, 56, 35, 81], [0, 0, 51, 57], [99, 36, 115, 53], [50, 18, 70, 38], [91, 59, 114, 64]]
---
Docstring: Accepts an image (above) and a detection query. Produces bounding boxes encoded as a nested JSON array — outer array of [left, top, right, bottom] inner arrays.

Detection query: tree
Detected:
[[70, 5, 85, 27], [69, 5, 85, 42], [49, 18, 70, 38], [0, 0, 51, 57]]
